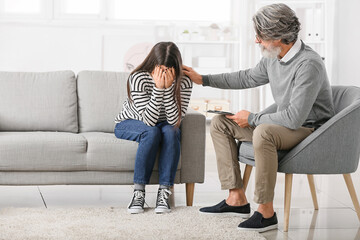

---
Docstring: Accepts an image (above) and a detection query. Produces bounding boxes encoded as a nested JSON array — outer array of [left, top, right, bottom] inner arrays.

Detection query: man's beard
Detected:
[[259, 44, 281, 59]]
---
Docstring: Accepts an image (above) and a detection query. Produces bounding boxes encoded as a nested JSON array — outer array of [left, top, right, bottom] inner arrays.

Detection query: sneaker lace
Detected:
[[157, 189, 172, 207], [131, 190, 145, 207]]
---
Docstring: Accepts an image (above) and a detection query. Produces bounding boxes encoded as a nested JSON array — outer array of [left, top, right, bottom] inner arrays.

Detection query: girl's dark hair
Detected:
[[127, 42, 184, 127]]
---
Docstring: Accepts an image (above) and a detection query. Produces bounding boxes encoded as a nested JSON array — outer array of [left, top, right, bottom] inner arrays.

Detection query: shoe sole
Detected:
[[238, 224, 278, 233], [128, 208, 144, 214], [199, 210, 251, 219], [155, 207, 171, 214]]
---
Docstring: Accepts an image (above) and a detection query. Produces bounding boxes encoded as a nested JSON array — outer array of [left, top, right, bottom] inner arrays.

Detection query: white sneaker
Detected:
[[128, 190, 145, 214], [155, 188, 172, 214]]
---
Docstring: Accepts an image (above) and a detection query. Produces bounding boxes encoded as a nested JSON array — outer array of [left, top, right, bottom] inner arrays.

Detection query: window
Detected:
[[0, 0, 232, 23], [0, 0, 47, 18], [109, 0, 232, 22], [2, 0, 42, 14], [62, 0, 100, 15], [54, 0, 103, 19]]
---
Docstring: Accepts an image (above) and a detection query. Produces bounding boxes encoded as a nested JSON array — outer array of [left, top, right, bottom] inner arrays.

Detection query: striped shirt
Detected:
[[115, 71, 193, 127]]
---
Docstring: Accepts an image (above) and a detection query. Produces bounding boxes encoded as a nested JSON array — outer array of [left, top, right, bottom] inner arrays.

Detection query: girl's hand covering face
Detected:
[[152, 65, 166, 89], [152, 66, 175, 89], [164, 67, 175, 89]]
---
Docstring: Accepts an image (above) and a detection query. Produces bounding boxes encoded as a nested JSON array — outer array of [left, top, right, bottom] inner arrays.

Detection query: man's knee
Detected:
[[252, 124, 277, 148], [210, 114, 228, 134]]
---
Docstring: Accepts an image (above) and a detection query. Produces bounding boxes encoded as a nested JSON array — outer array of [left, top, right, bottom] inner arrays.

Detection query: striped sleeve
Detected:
[[163, 76, 193, 126], [180, 76, 193, 119], [130, 72, 164, 126]]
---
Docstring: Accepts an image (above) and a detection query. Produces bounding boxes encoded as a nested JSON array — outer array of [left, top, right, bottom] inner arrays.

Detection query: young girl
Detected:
[[114, 42, 193, 214]]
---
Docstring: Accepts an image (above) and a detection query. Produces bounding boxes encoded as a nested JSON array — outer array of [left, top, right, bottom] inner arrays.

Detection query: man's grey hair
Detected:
[[253, 3, 301, 44]]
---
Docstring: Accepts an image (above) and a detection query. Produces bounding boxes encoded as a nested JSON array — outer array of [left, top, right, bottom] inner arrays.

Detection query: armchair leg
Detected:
[[343, 174, 360, 221], [242, 164, 253, 192], [307, 174, 319, 210], [186, 183, 195, 206], [284, 173, 293, 232]]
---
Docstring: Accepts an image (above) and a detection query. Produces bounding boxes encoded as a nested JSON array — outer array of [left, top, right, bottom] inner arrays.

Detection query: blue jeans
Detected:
[[114, 119, 181, 186]]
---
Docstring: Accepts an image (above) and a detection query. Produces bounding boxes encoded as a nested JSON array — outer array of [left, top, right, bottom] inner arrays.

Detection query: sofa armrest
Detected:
[[180, 109, 206, 183], [279, 100, 360, 174]]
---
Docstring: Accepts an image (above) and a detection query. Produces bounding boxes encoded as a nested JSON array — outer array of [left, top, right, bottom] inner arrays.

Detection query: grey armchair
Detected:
[[238, 85, 360, 232]]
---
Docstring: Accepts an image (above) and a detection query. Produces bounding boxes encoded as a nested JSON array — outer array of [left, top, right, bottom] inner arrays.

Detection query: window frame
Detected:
[[53, 0, 107, 20], [0, 0, 50, 19]]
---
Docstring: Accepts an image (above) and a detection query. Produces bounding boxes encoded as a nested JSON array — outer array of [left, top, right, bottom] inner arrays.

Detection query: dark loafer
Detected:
[[199, 200, 251, 218], [238, 211, 278, 233]]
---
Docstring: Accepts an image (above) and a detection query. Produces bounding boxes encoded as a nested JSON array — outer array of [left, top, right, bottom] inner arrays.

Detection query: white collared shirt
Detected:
[[279, 39, 302, 63]]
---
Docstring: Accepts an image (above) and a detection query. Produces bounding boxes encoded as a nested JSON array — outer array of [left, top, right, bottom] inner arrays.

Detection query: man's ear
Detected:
[[273, 39, 282, 44]]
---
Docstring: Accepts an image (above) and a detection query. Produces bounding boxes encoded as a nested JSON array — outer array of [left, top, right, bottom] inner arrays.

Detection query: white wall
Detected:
[[0, 23, 155, 74], [333, 0, 360, 86], [1, 0, 358, 105]]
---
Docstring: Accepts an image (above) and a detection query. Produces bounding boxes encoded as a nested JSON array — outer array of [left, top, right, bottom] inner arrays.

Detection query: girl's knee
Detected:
[[142, 126, 161, 139], [162, 125, 180, 138]]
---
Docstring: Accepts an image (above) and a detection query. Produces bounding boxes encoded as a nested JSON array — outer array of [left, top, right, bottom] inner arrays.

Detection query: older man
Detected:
[[183, 3, 334, 232]]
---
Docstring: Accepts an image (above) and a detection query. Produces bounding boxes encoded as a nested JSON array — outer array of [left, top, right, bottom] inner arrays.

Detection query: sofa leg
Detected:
[[186, 183, 195, 206], [242, 164, 253, 192], [307, 174, 319, 210], [284, 173, 293, 232], [343, 174, 360, 221], [170, 186, 175, 208]]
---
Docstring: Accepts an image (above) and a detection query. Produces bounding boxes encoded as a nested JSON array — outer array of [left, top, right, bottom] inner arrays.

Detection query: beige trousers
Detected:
[[210, 115, 314, 204]]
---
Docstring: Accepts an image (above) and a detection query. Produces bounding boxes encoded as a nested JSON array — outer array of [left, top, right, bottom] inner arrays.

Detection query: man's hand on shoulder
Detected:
[[226, 110, 251, 128], [183, 65, 203, 85]]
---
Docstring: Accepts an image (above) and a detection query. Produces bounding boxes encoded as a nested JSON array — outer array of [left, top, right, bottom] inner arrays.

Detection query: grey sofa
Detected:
[[0, 70, 206, 206], [239, 85, 360, 231]]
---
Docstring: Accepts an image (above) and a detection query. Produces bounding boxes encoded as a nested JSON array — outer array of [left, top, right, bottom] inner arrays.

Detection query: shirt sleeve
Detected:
[[163, 76, 193, 126], [129, 73, 164, 126], [202, 57, 269, 89], [248, 60, 323, 129]]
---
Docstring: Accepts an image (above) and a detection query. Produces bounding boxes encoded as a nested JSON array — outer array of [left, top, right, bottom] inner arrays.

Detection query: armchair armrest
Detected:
[[180, 109, 206, 183], [279, 100, 360, 174]]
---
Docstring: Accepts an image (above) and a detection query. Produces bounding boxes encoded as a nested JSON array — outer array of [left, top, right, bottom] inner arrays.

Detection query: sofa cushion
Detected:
[[81, 132, 181, 171], [0, 71, 78, 132], [77, 71, 129, 133], [0, 132, 87, 171]]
